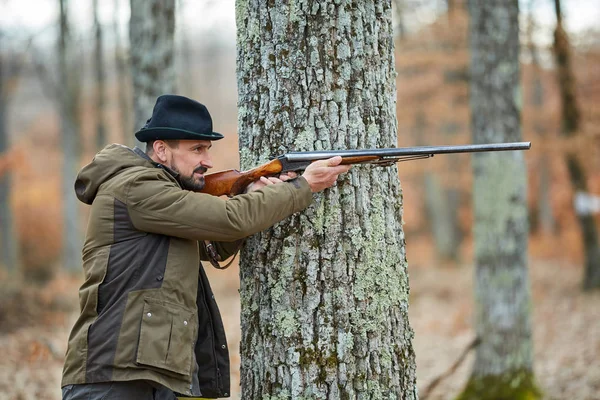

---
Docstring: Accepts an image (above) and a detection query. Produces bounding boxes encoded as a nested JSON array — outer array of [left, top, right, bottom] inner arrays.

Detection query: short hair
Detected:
[[145, 139, 179, 155], [145, 140, 156, 155]]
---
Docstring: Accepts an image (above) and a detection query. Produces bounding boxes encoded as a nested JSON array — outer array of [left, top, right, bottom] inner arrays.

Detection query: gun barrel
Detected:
[[284, 142, 531, 162]]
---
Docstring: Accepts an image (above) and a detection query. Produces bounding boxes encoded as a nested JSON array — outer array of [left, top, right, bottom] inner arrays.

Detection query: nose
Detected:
[[201, 155, 213, 169]]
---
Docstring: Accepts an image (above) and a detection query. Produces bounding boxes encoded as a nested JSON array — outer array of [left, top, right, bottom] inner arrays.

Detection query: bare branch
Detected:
[[420, 337, 480, 400]]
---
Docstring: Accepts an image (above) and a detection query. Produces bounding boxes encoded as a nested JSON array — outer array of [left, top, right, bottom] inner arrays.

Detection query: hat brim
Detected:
[[135, 127, 224, 142]]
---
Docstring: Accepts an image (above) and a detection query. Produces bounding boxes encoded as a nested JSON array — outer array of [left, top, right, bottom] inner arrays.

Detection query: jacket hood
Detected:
[[75, 144, 152, 204]]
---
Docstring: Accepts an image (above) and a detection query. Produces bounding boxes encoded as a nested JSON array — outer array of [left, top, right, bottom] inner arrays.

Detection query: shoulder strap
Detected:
[[203, 240, 241, 270]]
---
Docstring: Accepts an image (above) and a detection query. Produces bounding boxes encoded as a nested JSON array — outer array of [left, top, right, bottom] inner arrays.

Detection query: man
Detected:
[[61, 95, 350, 399]]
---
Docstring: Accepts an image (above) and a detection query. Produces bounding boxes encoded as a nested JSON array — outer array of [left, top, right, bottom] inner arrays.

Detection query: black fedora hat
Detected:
[[135, 95, 224, 142]]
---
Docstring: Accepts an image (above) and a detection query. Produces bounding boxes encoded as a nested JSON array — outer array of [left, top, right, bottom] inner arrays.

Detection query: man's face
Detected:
[[162, 140, 213, 191]]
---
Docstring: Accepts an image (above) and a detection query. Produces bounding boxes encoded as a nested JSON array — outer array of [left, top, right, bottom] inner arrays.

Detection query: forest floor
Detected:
[[0, 256, 598, 400]]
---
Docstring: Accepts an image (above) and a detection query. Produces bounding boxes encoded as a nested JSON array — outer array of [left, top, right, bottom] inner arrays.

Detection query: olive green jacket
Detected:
[[61, 144, 313, 397]]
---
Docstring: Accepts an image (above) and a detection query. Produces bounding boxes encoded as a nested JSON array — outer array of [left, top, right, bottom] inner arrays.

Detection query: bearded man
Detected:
[[61, 95, 349, 399]]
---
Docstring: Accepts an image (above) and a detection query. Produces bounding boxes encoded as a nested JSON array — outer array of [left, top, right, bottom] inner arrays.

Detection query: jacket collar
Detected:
[[133, 146, 181, 181]]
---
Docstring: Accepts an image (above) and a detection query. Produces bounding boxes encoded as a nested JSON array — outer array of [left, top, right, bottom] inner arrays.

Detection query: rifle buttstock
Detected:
[[201, 159, 284, 197]]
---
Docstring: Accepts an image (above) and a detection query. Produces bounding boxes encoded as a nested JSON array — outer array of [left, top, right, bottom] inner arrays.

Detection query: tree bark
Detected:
[[458, 1, 540, 398], [129, 0, 176, 148], [552, 0, 600, 290], [58, 0, 83, 272], [236, 1, 417, 398]]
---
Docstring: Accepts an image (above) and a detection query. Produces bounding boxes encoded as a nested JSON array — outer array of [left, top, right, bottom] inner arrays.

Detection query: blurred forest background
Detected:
[[0, 0, 599, 399]]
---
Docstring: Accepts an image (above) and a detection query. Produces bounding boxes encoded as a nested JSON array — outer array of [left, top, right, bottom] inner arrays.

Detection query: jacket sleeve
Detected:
[[125, 169, 313, 242]]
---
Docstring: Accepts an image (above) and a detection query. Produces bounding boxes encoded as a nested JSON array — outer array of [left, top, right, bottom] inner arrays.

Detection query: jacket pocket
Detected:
[[136, 299, 197, 377]]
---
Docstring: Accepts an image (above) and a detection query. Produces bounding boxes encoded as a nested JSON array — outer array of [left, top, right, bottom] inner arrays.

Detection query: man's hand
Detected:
[[246, 171, 299, 193], [245, 156, 350, 194], [301, 156, 351, 193]]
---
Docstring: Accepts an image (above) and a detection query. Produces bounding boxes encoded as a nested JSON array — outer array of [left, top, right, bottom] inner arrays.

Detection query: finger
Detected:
[[279, 172, 297, 181], [327, 156, 343, 167], [310, 158, 335, 168], [329, 165, 351, 175], [268, 177, 283, 184], [260, 176, 271, 184]]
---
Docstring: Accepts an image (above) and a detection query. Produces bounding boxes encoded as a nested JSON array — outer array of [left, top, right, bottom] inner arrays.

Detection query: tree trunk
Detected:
[[93, 0, 107, 150], [526, 0, 555, 235], [458, 1, 540, 398], [175, 0, 196, 98], [424, 174, 461, 262], [58, 0, 83, 272], [0, 49, 19, 272], [129, 0, 176, 148], [552, 0, 600, 290], [236, 1, 417, 398], [392, 0, 406, 39], [412, 109, 462, 262], [114, 0, 132, 146]]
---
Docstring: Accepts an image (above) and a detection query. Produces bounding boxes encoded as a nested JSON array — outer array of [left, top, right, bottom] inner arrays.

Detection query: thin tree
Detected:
[[392, 0, 406, 39], [129, 0, 176, 148], [553, 0, 600, 290], [458, 0, 540, 398], [58, 0, 83, 272], [424, 173, 462, 262], [92, 0, 107, 150], [527, 0, 555, 235], [113, 0, 132, 145], [0, 35, 19, 272], [236, 1, 417, 398], [175, 0, 196, 98]]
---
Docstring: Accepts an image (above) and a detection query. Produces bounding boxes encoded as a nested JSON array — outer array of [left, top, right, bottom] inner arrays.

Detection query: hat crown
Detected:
[[145, 95, 212, 132], [135, 95, 224, 142]]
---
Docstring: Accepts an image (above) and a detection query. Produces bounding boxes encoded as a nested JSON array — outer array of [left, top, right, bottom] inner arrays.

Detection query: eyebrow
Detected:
[[190, 143, 212, 150]]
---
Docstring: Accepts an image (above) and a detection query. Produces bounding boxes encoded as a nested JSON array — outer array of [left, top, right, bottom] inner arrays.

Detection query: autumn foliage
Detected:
[[394, 7, 600, 266]]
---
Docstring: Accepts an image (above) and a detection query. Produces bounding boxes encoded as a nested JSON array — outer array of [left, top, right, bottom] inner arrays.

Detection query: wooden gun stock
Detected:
[[200, 156, 380, 197], [201, 159, 284, 197]]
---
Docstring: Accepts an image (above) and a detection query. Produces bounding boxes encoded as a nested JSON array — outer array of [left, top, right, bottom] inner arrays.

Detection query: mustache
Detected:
[[194, 166, 208, 174]]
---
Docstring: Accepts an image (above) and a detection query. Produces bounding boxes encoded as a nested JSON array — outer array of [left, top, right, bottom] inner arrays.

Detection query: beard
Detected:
[[172, 165, 207, 191]]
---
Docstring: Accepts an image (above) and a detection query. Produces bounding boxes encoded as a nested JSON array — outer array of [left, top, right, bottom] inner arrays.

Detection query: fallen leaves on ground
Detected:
[[0, 260, 597, 400]]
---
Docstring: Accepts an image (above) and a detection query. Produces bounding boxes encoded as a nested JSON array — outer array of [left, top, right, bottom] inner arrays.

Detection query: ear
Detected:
[[153, 140, 170, 164]]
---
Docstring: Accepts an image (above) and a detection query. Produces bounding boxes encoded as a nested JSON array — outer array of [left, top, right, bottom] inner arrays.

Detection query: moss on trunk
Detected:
[[456, 369, 542, 400]]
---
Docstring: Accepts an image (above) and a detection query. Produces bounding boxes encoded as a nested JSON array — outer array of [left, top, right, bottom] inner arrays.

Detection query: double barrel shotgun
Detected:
[[200, 142, 531, 197]]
